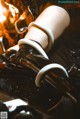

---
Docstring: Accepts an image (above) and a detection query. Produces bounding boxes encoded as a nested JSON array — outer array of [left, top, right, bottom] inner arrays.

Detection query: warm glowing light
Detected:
[[19, 12, 26, 20], [0, 0, 20, 40], [0, 0, 7, 22], [8, 3, 19, 18], [0, 15, 6, 22], [0, 0, 19, 23]]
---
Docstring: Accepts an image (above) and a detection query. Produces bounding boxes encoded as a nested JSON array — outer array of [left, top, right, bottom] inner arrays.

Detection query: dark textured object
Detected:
[[0, 42, 80, 119], [0, 2, 80, 119]]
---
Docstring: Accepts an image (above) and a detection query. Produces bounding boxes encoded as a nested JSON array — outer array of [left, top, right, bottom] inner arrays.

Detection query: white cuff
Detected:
[[28, 22, 54, 51]]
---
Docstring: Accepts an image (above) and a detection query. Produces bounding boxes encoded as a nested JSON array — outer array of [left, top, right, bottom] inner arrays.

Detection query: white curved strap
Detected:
[[18, 38, 49, 59], [35, 63, 69, 87]]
